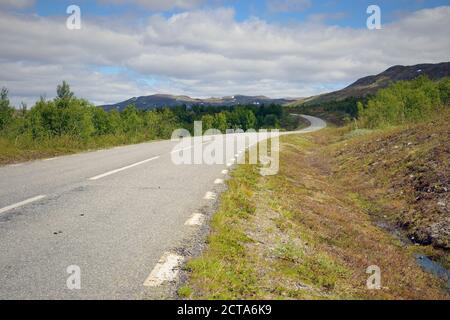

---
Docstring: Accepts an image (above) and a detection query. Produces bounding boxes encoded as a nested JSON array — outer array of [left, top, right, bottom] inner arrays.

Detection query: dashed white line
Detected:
[[89, 156, 160, 180], [221, 169, 229, 175], [185, 213, 206, 226], [170, 141, 210, 154], [214, 178, 224, 184], [143, 252, 184, 287], [204, 191, 217, 200], [0, 195, 47, 215], [170, 145, 194, 154]]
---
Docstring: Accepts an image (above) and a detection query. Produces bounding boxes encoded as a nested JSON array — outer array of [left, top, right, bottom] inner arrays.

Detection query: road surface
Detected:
[[0, 115, 326, 299]]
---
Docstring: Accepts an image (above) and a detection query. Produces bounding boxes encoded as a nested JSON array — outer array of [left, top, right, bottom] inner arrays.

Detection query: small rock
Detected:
[[437, 201, 446, 207]]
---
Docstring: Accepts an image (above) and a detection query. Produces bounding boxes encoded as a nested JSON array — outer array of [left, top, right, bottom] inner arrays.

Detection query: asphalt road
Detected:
[[0, 115, 326, 299]]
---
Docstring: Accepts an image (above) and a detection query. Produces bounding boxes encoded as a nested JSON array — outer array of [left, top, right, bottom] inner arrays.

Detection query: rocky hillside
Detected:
[[333, 113, 450, 251], [298, 62, 450, 105]]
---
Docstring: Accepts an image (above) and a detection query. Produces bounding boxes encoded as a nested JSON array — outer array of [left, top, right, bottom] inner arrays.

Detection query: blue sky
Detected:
[[1, 0, 449, 105], [29, 0, 450, 27]]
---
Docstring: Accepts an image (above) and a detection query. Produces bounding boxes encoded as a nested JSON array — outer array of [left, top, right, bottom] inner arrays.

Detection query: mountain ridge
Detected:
[[101, 94, 296, 111], [101, 62, 450, 110], [295, 62, 450, 105]]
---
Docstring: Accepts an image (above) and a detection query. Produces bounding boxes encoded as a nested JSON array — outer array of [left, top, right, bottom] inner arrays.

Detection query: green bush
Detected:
[[358, 76, 449, 128]]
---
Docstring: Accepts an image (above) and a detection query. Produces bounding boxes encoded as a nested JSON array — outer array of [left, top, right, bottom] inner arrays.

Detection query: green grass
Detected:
[[182, 123, 449, 300], [182, 164, 262, 300]]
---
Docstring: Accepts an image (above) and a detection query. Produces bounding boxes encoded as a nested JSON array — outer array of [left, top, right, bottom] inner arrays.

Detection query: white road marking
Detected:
[[185, 213, 206, 226], [0, 195, 47, 215], [44, 157, 57, 161], [170, 145, 194, 154], [226, 163, 232, 167], [143, 252, 184, 287], [89, 156, 160, 180], [214, 178, 224, 184], [170, 141, 209, 154], [204, 191, 217, 200], [221, 169, 229, 175]]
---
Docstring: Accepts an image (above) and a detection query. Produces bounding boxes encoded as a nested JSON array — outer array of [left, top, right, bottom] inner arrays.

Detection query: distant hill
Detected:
[[101, 94, 295, 111], [294, 62, 450, 106], [101, 62, 449, 111]]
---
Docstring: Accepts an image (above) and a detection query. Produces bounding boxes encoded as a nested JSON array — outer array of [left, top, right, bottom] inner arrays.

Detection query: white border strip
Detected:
[[143, 252, 184, 287], [185, 213, 206, 226], [203, 191, 217, 200]]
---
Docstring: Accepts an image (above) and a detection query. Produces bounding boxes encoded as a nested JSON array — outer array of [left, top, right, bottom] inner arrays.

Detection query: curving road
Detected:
[[0, 115, 326, 299]]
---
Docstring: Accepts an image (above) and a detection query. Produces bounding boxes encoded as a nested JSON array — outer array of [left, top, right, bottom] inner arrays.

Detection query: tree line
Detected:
[[0, 82, 299, 158]]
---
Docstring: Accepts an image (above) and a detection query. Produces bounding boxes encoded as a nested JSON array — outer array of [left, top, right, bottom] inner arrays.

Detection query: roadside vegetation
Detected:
[[181, 77, 449, 299], [290, 76, 450, 126], [287, 96, 369, 125], [0, 82, 298, 165], [357, 76, 449, 128], [181, 114, 449, 299]]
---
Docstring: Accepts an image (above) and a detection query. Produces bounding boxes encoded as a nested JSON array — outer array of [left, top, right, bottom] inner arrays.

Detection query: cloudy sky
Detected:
[[1, 0, 449, 106]]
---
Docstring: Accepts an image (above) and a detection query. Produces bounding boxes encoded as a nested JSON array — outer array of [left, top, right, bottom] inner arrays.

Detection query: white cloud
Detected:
[[0, 6, 449, 106], [0, 61, 149, 106], [97, 0, 205, 11], [0, 0, 34, 8]]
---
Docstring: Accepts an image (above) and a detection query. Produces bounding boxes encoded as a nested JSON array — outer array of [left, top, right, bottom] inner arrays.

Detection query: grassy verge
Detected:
[[0, 134, 158, 165], [331, 111, 450, 254], [180, 115, 449, 300]]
